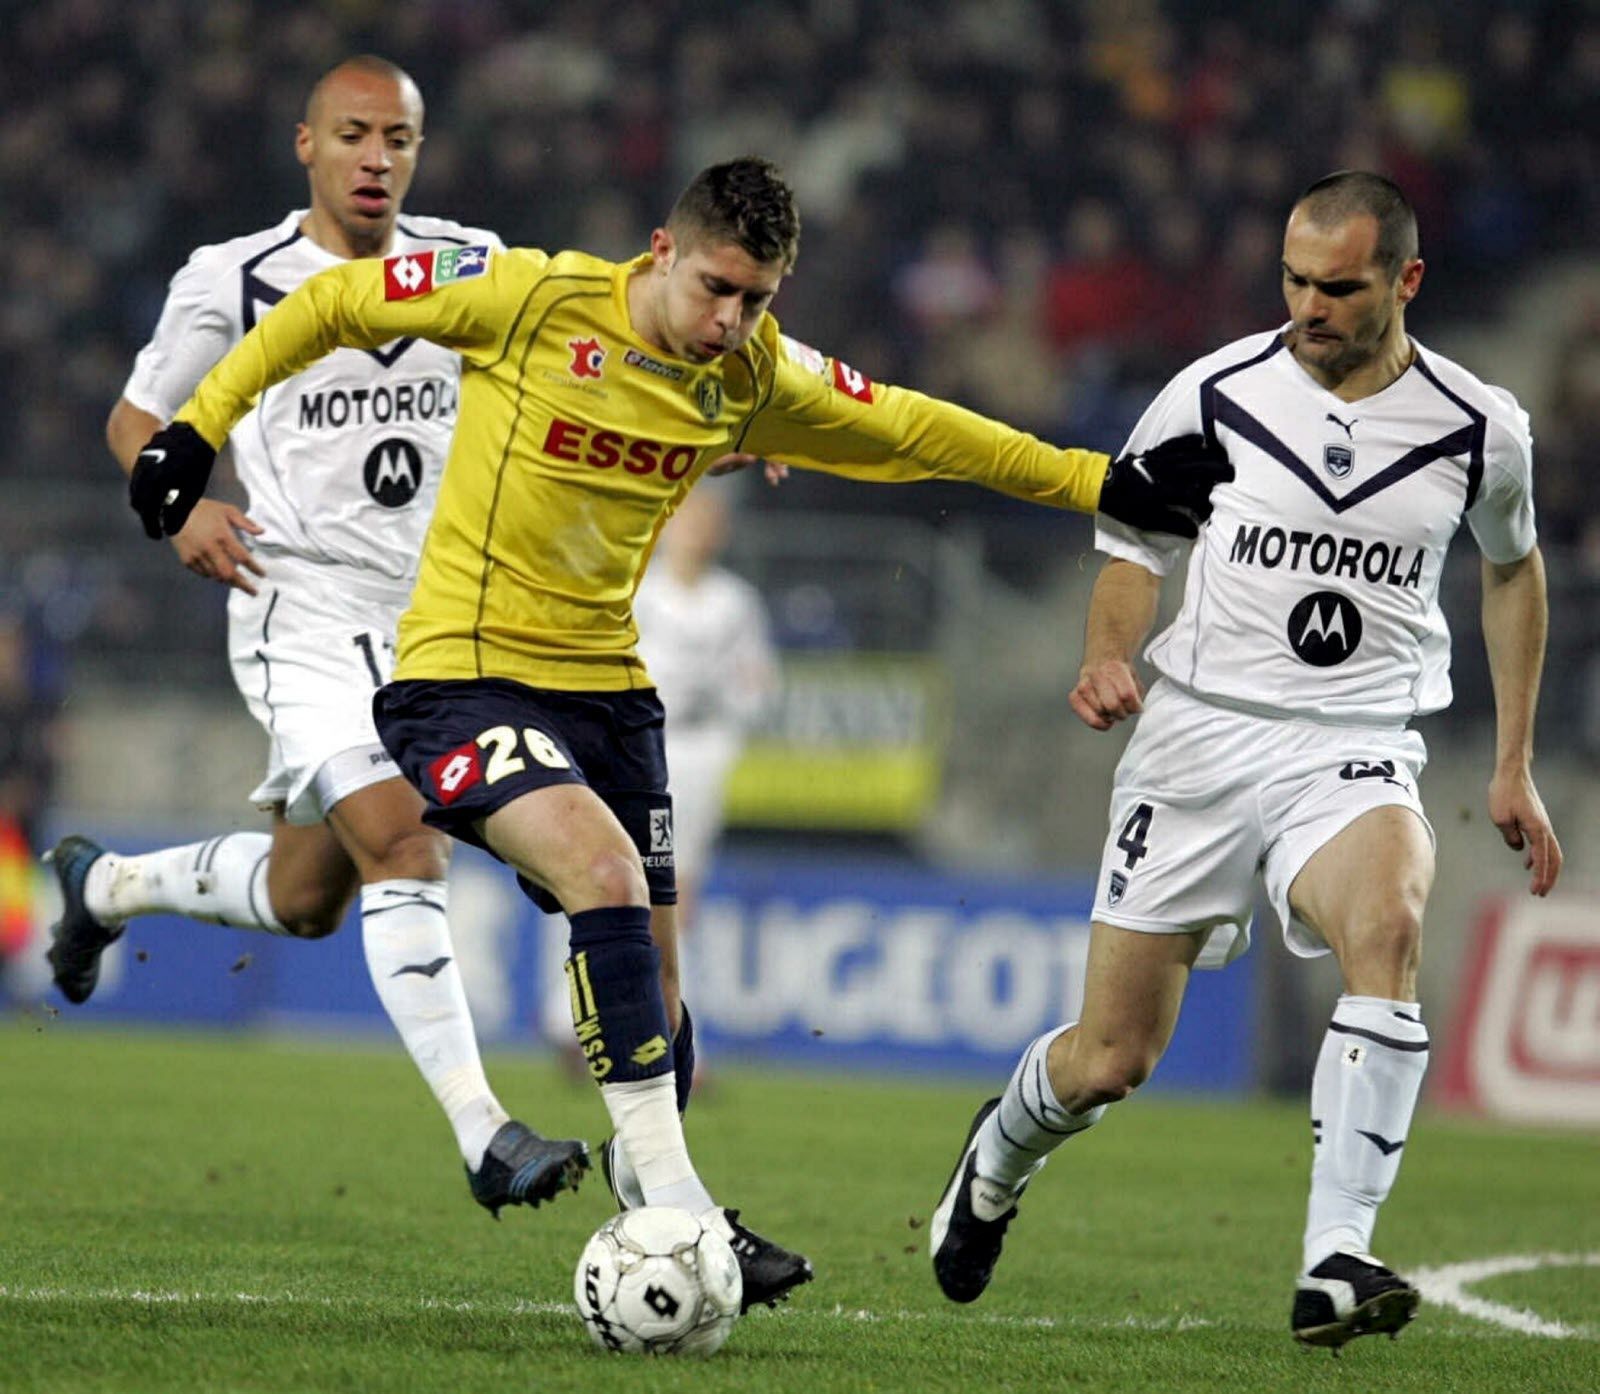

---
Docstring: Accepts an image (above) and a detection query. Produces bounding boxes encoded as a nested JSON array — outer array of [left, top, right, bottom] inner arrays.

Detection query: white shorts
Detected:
[[228, 557, 410, 826], [664, 723, 742, 886], [1091, 681, 1433, 970]]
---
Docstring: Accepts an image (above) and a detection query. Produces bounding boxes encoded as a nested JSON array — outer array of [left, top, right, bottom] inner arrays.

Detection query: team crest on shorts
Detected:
[[1107, 870, 1128, 906], [649, 808, 674, 853]]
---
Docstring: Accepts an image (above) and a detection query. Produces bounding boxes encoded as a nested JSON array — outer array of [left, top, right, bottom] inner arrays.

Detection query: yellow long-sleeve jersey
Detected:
[[180, 246, 1110, 691]]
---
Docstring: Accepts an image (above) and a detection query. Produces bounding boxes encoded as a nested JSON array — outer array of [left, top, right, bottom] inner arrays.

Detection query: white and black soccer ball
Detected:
[[574, 1206, 743, 1357]]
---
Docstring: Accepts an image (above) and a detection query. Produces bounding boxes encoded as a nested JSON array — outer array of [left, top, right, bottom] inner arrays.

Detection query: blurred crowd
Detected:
[[1, 0, 1598, 713]]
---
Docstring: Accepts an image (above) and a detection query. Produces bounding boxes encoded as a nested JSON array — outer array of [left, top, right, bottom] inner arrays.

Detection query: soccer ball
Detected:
[[574, 1206, 743, 1356]]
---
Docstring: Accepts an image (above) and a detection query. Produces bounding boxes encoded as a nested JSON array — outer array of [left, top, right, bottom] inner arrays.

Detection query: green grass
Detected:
[[2, 1021, 1596, 1393]]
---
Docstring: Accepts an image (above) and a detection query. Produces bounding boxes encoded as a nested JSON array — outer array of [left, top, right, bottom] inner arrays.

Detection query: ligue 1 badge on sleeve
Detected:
[[696, 376, 723, 421]]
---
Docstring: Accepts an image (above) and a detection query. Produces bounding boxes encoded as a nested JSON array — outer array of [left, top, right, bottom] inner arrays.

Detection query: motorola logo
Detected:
[[1287, 590, 1363, 667], [363, 439, 424, 507]]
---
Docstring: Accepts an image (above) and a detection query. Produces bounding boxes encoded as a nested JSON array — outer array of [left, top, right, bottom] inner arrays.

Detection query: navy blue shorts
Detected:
[[373, 677, 676, 910]]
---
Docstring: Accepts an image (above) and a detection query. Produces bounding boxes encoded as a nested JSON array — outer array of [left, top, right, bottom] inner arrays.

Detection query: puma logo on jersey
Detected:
[[1325, 412, 1357, 439]]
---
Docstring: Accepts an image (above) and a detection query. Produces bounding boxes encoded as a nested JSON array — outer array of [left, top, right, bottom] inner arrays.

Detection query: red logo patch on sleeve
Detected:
[[831, 358, 875, 404], [428, 741, 482, 805], [384, 250, 436, 301]]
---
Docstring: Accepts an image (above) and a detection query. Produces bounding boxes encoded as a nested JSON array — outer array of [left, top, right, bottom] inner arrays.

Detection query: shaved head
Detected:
[[1293, 171, 1418, 281], [306, 55, 423, 130]]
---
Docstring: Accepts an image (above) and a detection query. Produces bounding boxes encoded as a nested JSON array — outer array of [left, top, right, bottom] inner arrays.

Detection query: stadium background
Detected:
[[1, 0, 1596, 1120]]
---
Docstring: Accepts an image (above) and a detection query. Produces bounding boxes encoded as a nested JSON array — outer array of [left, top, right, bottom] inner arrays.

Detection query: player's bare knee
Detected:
[[573, 848, 649, 907], [273, 898, 346, 939], [367, 827, 450, 882], [1066, 1043, 1154, 1108]]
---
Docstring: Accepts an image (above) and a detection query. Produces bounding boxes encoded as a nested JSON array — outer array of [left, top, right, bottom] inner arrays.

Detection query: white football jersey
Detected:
[[1097, 328, 1536, 724], [122, 210, 501, 602], [634, 565, 776, 733]]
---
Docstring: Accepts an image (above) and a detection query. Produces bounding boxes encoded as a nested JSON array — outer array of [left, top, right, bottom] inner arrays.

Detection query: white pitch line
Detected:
[[1409, 1252, 1600, 1339], [0, 1285, 1209, 1333]]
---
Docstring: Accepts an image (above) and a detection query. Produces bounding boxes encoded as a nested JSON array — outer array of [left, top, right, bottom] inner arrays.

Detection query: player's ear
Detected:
[[1398, 257, 1423, 304], [650, 227, 676, 276], [294, 122, 314, 170]]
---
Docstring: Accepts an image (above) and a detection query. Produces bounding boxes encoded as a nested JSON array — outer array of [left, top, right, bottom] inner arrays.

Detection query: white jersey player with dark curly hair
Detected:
[[929, 171, 1562, 1351], [46, 54, 590, 1218]]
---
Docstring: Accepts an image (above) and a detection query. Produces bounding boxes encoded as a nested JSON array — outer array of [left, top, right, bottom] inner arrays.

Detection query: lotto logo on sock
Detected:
[[429, 742, 482, 805]]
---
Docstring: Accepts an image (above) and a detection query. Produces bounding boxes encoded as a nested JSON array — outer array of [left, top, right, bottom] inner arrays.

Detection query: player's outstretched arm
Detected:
[[110, 398, 264, 590], [1068, 558, 1162, 731], [1482, 547, 1562, 896], [1097, 434, 1233, 538]]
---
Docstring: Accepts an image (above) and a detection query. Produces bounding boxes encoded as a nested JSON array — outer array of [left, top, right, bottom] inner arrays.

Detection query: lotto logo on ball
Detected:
[[428, 742, 482, 805], [574, 1207, 742, 1357]]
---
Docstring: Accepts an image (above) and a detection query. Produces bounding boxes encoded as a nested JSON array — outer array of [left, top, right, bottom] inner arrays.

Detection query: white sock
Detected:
[[974, 1024, 1104, 1205], [84, 834, 286, 933], [600, 1075, 714, 1213], [1303, 995, 1429, 1272], [361, 879, 509, 1168], [606, 1127, 647, 1208]]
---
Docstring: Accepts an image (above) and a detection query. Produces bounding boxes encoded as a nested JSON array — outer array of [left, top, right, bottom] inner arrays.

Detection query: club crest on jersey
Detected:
[[696, 376, 723, 421], [831, 358, 874, 404], [568, 337, 607, 380], [1287, 590, 1363, 667], [1324, 443, 1355, 479], [1107, 870, 1128, 906]]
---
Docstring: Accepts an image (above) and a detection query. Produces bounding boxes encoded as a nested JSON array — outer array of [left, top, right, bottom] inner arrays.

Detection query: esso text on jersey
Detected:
[[541, 417, 698, 480]]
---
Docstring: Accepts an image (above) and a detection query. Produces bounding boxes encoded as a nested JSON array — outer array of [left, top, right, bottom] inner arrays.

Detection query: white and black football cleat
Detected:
[[704, 1207, 814, 1312], [467, 1121, 590, 1219], [1292, 1251, 1420, 1352], [44, 835, 123, 1005], [930, 1097, 1029, 1304]]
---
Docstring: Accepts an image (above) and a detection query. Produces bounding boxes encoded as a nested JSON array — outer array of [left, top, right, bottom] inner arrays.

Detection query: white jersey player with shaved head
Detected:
[[930, 172, 1562, 1351], [46, 55, 590, 1218]]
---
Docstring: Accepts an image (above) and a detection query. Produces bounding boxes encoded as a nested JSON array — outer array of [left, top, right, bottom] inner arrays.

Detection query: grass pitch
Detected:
[[2, 1021, 1596, 1393]]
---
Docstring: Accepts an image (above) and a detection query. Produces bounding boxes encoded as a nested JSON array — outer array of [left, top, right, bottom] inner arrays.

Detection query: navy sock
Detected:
[[565, 906, 673, 1084], [674, 1003, 696, 1116]]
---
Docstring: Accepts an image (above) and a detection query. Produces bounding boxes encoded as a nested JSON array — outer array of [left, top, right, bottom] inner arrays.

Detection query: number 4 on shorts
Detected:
[[1116, 802, 1154, 870]]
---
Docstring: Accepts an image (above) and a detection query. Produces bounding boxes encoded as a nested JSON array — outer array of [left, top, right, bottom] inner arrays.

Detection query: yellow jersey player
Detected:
[[128, 157, 1232, 1310]]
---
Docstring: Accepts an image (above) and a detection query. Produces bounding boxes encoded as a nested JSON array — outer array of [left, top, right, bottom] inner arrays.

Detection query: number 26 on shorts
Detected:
[[478, 724, 571, 783]]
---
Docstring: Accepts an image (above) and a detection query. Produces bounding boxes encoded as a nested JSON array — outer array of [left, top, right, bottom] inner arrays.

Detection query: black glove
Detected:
[[1097, 433, 1234, 539], [129, 422, 217, 539]]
